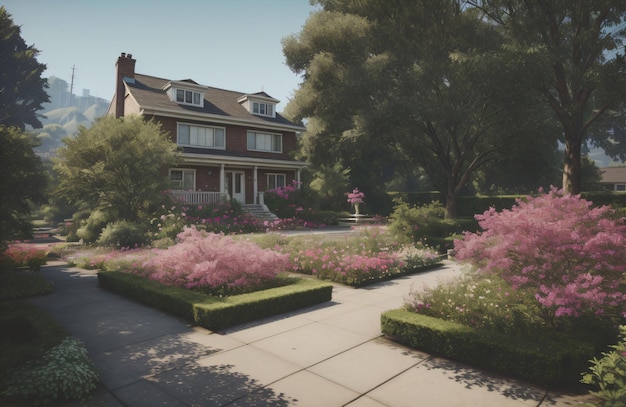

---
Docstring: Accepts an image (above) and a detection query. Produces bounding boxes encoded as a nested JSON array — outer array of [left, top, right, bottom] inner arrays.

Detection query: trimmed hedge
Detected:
[[381, 309, 598, 389], [98, 272, 333, 331]]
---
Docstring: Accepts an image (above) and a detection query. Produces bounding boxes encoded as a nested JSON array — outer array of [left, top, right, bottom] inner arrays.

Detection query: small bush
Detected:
[[97, 220, 149, 248], [388, 201, 460, 250], [75, 210, 109, 244], [2, 337, 98, 405], [0, 244, 48, 271], [581, 325, 626, 406]]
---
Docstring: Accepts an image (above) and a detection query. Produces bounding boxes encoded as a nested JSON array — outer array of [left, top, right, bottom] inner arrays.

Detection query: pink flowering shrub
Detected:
[[0, 244, 48, 271], [281, 227, 440, 286], [151, 201, 266, 239], [134, 227, 291, 293], [454, 187, 626, 323], [264, 181, 326, 228]]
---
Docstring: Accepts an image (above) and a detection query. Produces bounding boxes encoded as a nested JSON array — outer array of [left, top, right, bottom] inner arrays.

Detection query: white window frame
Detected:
[[252, 101, 275, 117], [266, 173, 286, 190], [169, 168, 195, 190], [247, 131, 282, 153], [615, 183, 626, 192], [177, 123, 226, 150], [174, 88, 204, 107]]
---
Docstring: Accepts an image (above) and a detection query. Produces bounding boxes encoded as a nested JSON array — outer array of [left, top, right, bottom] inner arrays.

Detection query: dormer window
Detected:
[[252, 101, 274, 117], [175, 89, 203, 106], [164, 81, 205, 107], [237, 93, 279, 118]]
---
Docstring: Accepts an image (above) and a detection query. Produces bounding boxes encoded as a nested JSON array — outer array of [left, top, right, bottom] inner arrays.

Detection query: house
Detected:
[[599, 166, 626, 192], [108, 52, 307, 207]]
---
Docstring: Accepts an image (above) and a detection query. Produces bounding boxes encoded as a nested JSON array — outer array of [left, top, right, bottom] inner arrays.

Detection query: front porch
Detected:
[[171, 190, 229, 205]]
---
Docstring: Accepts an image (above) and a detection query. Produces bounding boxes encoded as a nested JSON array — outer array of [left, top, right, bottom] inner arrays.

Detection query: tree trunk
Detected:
[[562, 132, 582, 195], [445, 175, 458, 219]]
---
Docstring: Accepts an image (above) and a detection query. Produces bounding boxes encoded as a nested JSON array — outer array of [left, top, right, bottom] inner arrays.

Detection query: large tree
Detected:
[[0, 6, 49, 130], [468, 0, 626, 194], [283, 0, 554, 217], [55, 115, 179, 223], [0, 7, 49, 247], [0, 126, 47, 247]]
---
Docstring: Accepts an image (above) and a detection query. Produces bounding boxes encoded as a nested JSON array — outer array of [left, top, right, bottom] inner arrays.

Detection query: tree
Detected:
[[468, 0, 626, 194], [55, 116, 179, 225], [0, 126, 47, 247], [283, 0, 557, 217], [0, 6, 49, 130]]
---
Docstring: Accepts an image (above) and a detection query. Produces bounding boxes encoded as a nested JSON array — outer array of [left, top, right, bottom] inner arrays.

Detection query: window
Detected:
[[247, 131, 282, 153], [616, 184, 626, 192], [170, 169, 195, 190], [267, 173, 286, 190], [178, 124, 225, 149], [252, 101, 275, 117], [175, 89, 203, 107]]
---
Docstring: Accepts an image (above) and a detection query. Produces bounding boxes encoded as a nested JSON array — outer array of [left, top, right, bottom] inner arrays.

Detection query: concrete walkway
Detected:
[[28, 260, 593, 407]]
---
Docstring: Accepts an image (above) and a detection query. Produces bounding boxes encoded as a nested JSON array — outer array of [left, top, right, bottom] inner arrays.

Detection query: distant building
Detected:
[[599, 166, 626, 191]]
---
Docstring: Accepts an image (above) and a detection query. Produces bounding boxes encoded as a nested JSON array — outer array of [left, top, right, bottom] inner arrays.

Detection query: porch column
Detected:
[[253, 166, 258, 204], [296, 169, 301, 189], [219, 164, 225, 194]]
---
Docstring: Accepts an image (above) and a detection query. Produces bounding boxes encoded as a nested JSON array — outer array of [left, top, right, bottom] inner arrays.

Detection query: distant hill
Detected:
[[34, 76, 110, 157]]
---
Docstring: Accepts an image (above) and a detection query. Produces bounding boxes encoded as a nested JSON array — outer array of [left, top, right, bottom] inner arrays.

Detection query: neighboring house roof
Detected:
[[599, 166, 626, 184], [125, 74, 304, 132]]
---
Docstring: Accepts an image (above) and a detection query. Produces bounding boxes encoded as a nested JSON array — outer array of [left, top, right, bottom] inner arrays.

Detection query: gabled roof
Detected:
[[125, 74, 304, 131], [600, 166, 626, 183]]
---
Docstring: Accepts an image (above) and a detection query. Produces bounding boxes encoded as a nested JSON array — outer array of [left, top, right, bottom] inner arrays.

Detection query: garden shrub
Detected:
[[382, 309, 598, 388], [455, 187, 626, 327], [2, 337, 98, 405], [0, 244, 47, 271], [75, 210, 109, 244], [0, 271, 53, 300], [97, 220, 149, 248], [98, 271, 333, 331], [388, 201, 460, 250], [581, 325, 626, 406], [264, 181, 325, 227]]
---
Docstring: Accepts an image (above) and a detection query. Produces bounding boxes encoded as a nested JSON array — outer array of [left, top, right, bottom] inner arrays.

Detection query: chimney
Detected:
[[114, 52, 136, 118]]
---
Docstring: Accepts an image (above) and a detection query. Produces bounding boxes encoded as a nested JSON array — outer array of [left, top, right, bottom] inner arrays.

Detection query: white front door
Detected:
[[226, 171, 245, 203]]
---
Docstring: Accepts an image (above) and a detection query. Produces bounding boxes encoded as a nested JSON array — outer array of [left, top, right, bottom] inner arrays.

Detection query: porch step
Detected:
[[241, 204, 279, 222]]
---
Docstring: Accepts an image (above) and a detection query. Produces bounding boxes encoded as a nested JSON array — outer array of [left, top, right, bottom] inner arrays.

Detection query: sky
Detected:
[[3, 0, 319, 112]]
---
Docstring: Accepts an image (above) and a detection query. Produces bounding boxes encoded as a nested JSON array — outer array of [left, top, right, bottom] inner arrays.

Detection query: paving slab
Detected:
[[250, 322, 371, 367], [309, 337, 429, 393]]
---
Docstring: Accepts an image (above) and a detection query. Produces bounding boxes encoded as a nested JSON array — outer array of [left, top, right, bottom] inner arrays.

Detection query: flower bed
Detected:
[[267, 227, 442, 287]]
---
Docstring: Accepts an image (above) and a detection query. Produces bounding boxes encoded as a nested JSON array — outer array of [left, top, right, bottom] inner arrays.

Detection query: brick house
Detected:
[[108, 52, 307, 206]]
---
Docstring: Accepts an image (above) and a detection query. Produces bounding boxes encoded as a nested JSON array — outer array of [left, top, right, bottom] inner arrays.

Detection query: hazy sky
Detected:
[[4, 0, 318, 111]]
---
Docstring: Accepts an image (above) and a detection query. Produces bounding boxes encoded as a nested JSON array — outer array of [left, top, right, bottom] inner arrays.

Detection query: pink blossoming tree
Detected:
[[455, 188, 626, 323]]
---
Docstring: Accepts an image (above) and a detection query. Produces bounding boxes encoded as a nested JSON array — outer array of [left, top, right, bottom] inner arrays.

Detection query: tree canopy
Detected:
[[55, 115, 179, 223], [283, 0, 559, 217], [0, 6, 49, 130], [468, 0, 626, 194]]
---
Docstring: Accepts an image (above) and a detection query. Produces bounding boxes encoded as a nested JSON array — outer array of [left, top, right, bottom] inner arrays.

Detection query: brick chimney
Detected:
[[113, 52, 136, 118]]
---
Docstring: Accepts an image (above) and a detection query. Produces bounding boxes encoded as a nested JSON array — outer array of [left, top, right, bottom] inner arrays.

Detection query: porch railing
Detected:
[[171, 191, 229, 205]]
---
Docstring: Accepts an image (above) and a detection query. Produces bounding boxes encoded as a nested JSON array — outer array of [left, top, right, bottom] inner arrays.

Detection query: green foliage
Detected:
[[381, 308, 597, 388], [309, 163, 349, 211], [75, 210, 109, 244], [0, 126, 48, 248], [55, 115, 179, 223], [0, 302, 68, 393], [0, 7, 49, 130], [581, 326, 626, 406], [0, 271, 53, 300], [388, 201, 460, 250], [96, 220, 149, 248], [2, 337, 98, 405], [97, 271, 333, 331]]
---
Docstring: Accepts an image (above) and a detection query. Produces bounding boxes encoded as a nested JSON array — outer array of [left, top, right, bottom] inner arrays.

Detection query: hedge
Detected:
[[97, 271, 333, 331], [381, 309, 598, 389]]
